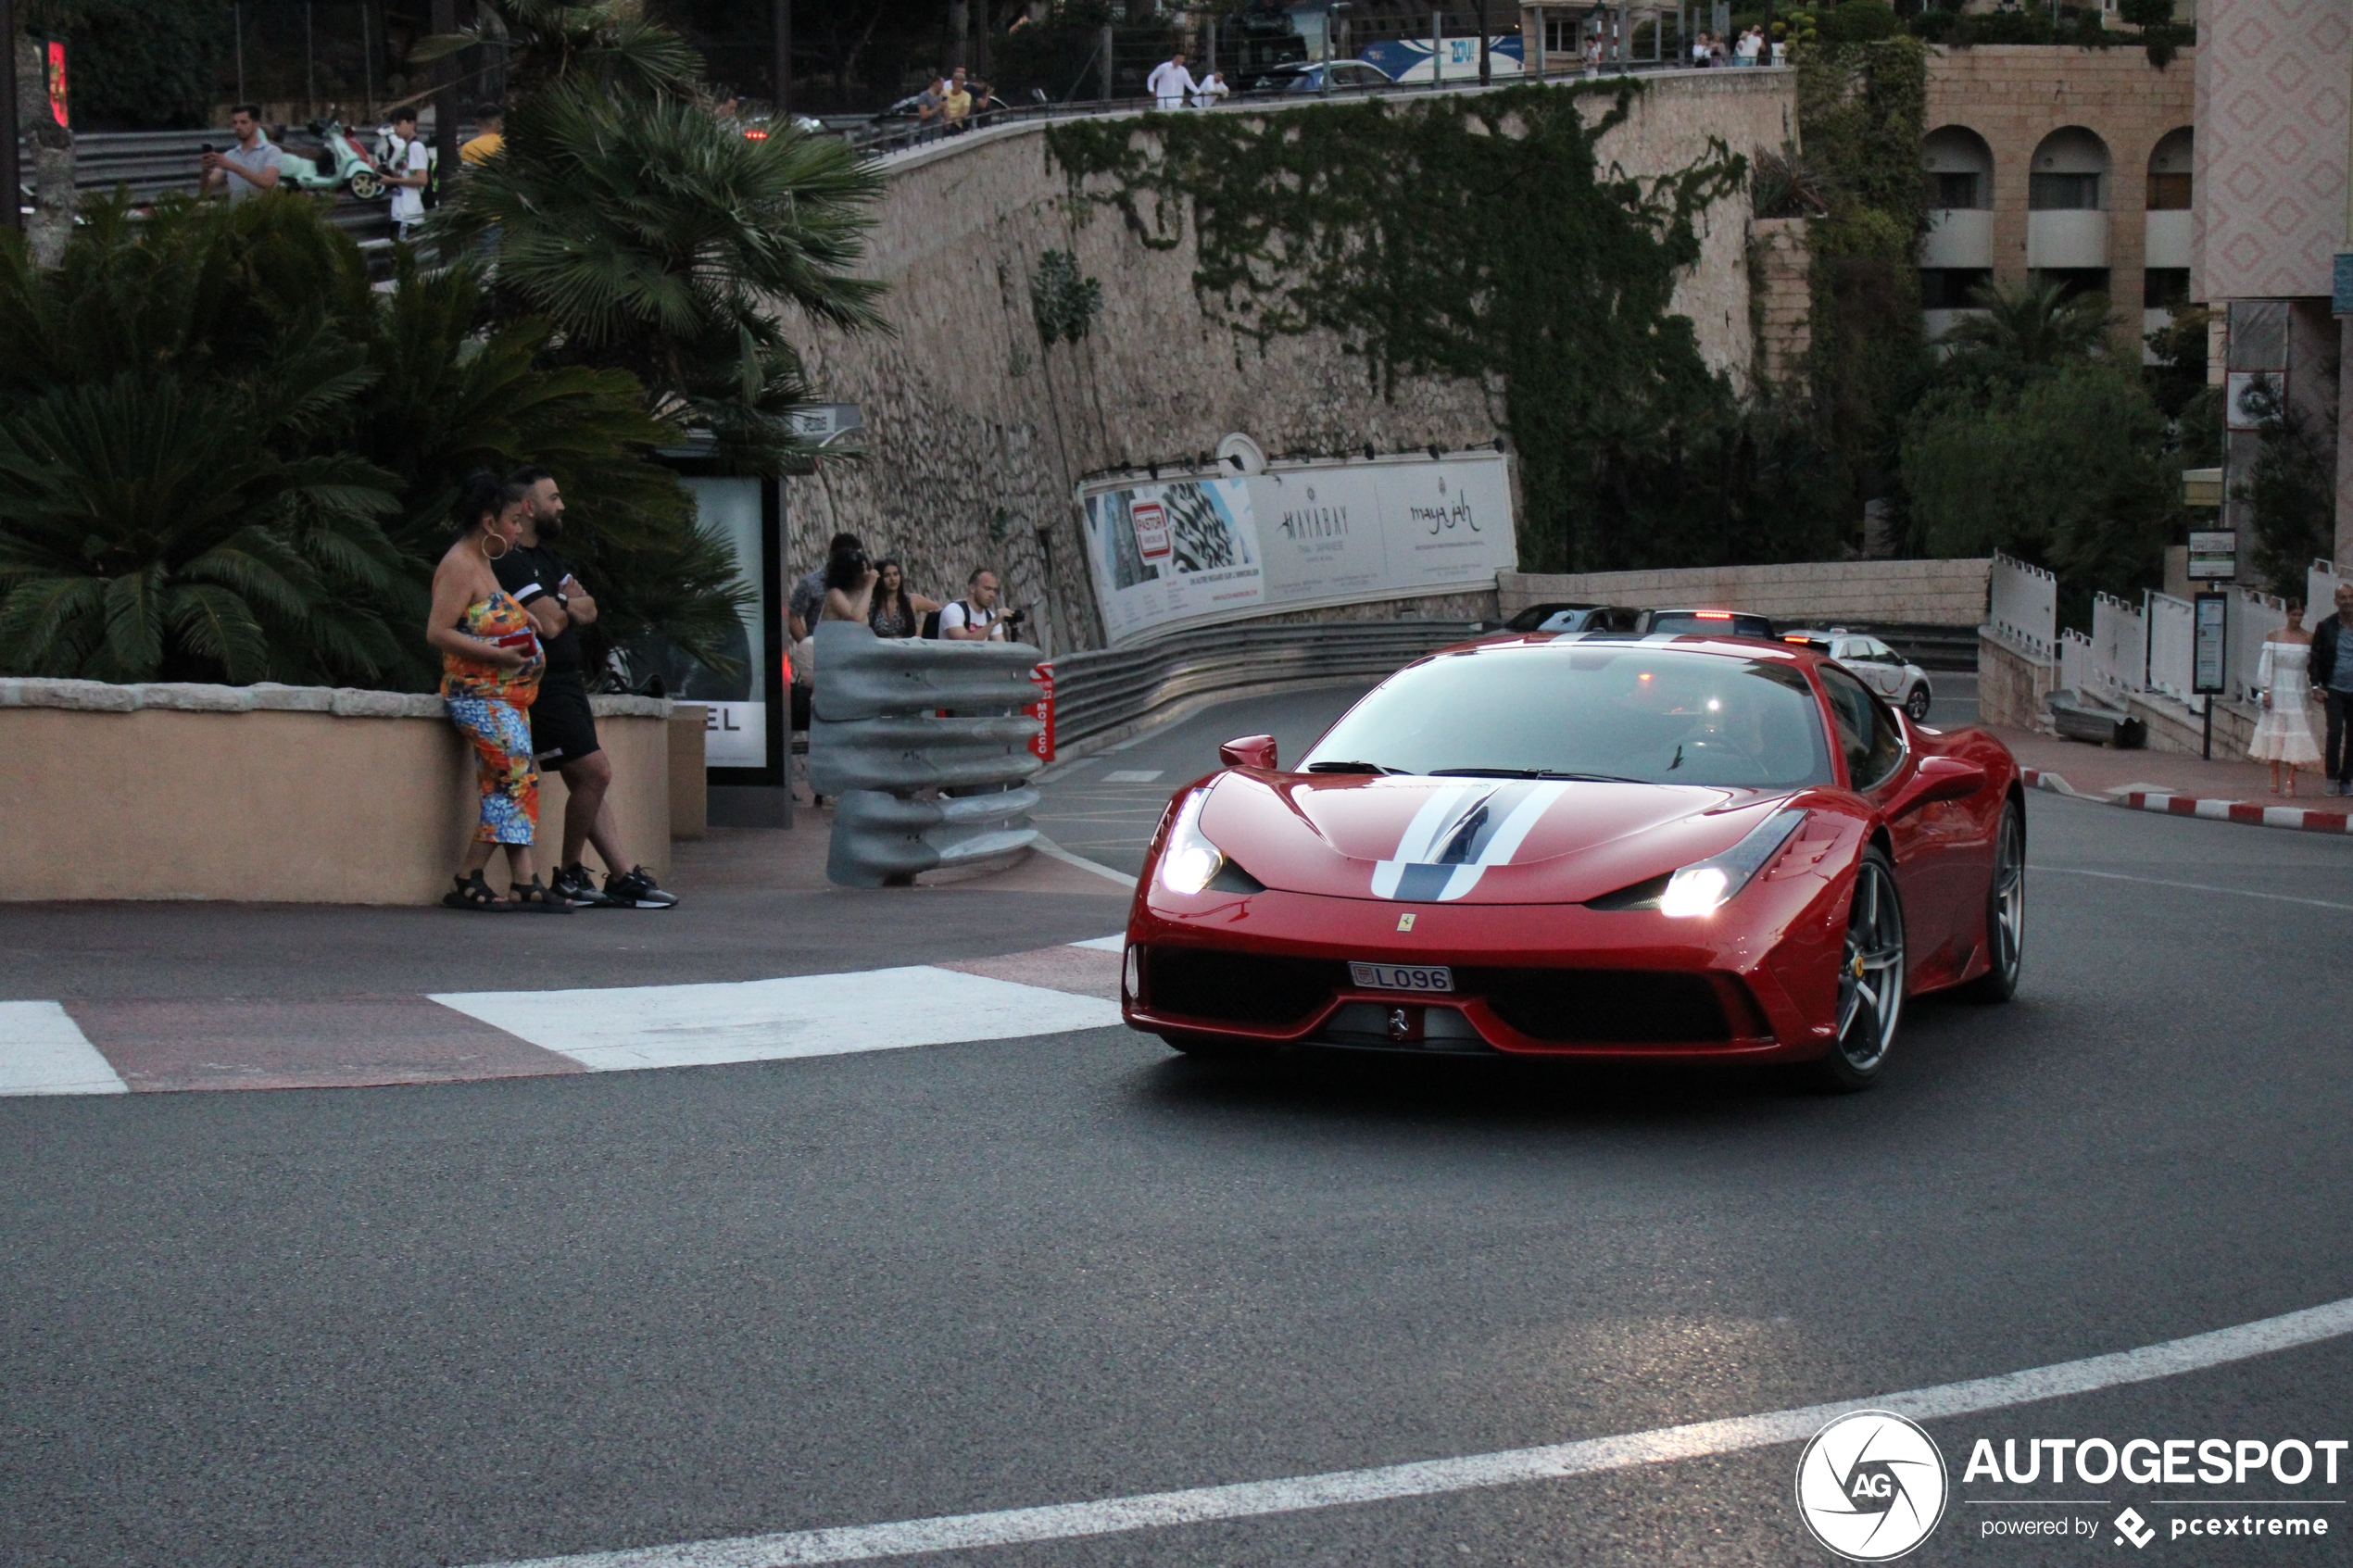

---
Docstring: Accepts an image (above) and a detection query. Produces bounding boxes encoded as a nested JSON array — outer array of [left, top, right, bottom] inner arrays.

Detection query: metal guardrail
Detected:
[[11, 127, 400, 247], [840, 58, 1701, 161], [1048, 618, 1481, 750], [808, 622, 1045, 886]]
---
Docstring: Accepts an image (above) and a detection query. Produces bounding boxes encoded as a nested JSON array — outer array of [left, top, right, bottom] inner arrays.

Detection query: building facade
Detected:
[[1919, 44, 2198, 347], [2190, 0, 2351, 569]]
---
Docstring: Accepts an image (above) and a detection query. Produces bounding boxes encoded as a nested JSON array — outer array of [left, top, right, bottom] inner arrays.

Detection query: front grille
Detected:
[[1460, 968, 1730, 1044], [1144, 946, 1346, 1028]]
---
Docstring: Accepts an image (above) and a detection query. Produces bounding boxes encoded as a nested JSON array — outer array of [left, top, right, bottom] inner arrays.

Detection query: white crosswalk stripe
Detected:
[[0, 1001, 129, 1096], [431, 954, 1126, 1072]]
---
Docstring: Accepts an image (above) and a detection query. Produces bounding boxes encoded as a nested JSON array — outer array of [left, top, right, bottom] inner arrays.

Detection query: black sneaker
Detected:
[[604, 865, 678, 909], [553, 862, 620, 908]]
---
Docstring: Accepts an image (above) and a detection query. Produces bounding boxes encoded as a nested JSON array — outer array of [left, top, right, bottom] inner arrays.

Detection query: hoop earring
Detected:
[[479, 532, 510, 561]]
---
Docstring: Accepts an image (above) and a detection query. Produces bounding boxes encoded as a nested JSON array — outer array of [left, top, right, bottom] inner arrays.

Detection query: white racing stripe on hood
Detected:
[[1370, 781, 1571, 902]]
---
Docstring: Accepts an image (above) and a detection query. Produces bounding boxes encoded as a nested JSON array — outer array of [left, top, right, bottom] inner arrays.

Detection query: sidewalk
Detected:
[[1990, 726, 2352, 834]]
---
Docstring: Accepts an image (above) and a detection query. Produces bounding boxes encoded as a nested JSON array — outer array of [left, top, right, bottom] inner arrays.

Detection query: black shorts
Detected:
[[530, 672, 602, 769]]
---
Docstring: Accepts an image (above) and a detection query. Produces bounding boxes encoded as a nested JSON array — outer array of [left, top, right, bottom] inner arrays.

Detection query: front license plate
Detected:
[[1350, 961, 1454, 994]]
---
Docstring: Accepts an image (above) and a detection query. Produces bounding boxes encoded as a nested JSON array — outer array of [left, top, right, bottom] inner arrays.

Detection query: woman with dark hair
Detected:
[[426, 471, 569, 910], [819, 537, 881, 624], [865, 558, 942, 638]]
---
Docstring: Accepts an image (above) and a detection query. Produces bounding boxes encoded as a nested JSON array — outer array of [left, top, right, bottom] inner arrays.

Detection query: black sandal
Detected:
[[442, 871, 509, 911], [511, 876, 576, 913]]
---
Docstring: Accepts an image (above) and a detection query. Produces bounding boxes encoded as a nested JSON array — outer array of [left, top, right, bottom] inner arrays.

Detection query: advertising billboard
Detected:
[[1077, 450, 1516, 645]]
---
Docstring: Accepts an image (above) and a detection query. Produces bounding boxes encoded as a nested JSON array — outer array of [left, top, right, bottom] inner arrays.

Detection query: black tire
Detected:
[[1960, 798, 2025, 1003], [1810, 847, 1906, 1093], [1161, 1032, 1256, 1061], [1905, 684, 1932, 721]]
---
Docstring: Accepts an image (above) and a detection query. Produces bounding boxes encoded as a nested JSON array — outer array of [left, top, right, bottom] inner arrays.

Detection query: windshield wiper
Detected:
[[1305, 759, 1401, 774], [1428, 767, 1646, 784]]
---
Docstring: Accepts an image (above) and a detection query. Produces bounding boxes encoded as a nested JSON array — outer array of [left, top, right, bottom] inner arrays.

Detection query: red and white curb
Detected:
[[2020, 768, 2353, 835]]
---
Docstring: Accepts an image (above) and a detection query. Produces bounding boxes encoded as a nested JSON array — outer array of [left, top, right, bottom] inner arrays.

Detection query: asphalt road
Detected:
[[12, 676, 2353, 1568]]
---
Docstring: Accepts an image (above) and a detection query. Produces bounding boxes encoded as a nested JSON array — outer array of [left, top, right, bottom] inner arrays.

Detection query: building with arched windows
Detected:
[[1919, 46, 2196, 354]]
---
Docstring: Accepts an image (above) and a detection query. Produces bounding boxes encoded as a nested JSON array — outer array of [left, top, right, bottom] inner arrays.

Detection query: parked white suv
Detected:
[[1783, 629, 1936, 721]]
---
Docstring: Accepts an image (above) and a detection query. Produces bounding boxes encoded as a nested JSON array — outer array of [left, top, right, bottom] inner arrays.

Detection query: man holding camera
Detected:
[[939, 568, 1016, 641], [197, 106, 284, 203], [494, 467, 679, 909]]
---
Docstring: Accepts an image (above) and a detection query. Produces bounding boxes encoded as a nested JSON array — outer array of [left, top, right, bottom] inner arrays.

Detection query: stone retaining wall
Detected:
[[785, 71, 1796, 659], [1500, 558, 1993, 625], [0, 681, 681, 905]]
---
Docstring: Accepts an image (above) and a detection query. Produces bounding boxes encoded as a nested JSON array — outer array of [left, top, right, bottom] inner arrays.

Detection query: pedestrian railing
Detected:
[[1986, 552, 2057, 659], [807, 622, 1044, 887], [838, 59, 1707, 163], [2145, 591, 2196, 704]]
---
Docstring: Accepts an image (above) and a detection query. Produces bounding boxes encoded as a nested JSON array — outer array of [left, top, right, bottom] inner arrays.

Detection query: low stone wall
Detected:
[[1499, 558, 1994, 626], [1977, 634, 2057, 732], [0, 680, 677, 905]]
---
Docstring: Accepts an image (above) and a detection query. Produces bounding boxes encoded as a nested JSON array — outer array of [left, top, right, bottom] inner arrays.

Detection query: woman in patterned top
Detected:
[[865, 558, 943, 639], [427, 472, 568, 911]]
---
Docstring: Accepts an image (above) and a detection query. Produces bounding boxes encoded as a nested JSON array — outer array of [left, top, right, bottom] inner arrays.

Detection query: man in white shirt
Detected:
[[198, 106, 284, 203], [938, 569, 1010, 641], [1192, 69, 1229, 107], [1689, 31, 1711, 67], [1146, 52, 1197, 110], [385, 107, 432, 243]]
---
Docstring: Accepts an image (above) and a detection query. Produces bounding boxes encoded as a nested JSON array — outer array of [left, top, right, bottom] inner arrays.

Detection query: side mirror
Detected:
[[1890, 756, 1984, 814], [1218, 734, 1278, 771]]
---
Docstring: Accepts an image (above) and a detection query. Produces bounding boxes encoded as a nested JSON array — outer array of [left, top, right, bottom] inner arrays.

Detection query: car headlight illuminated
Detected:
[[1658, 808, 1808, 918], [1158, 788, 1226, 896]]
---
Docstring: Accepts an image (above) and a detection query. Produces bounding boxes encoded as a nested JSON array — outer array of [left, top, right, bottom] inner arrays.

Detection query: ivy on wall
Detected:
[[1044, 82, 1850, 573], [1793, 37, 1931, 537]]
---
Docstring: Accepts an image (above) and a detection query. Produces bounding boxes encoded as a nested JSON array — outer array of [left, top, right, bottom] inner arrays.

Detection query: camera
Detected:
[[200, 143, 217, 155], [1001, 608, 1027, 626]]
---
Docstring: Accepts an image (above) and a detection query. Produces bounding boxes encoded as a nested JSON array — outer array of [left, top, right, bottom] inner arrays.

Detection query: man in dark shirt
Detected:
[[494, 468, 678, 908]]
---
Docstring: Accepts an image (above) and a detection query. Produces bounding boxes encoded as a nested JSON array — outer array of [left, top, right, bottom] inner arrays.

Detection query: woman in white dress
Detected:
[[2250, 600, 2324, 795]]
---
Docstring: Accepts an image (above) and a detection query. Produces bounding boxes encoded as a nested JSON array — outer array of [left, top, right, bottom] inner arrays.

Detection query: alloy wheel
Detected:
[[1986, 806, 2024, 986], [1834, 856, 1906, 1074]]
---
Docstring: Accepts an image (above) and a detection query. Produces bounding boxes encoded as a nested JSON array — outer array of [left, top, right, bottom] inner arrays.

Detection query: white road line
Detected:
[[1100, 769, 1165, 783], [0, 1001, 128, 1096], [467, 1296, 2353, 1568], [1028, 836, 1139, 887], [432, 967, 1123, 1072], [1068, 935, 1127, 952], [2032, 864, 2353, 913]]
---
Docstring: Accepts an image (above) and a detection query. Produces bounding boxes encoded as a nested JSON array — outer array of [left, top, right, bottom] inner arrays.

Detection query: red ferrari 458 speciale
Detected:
[[1121, 631, 2024, 1089]]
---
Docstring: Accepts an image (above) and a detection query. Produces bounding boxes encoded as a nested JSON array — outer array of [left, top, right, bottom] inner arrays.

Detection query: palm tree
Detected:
[[0, 199, 409, 685], [0, 369, 408, 685], [423, 1, 888, 475], [1940, 277, 2114, 380]]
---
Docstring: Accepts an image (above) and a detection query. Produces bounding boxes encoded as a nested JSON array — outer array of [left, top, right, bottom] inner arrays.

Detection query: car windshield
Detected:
[[1302, 646, 1834, 789]]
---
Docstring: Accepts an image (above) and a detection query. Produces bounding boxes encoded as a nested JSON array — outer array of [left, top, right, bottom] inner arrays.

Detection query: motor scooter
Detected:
[[272, 118, 388, 200]]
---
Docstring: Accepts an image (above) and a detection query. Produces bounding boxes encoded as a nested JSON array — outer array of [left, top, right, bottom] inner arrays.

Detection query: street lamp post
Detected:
[[0, 0, 17, 232], [774, 0, 790, 119], [431, 0, 457, 193]]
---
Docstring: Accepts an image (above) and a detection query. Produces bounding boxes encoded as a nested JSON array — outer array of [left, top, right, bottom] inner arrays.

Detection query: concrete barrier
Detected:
[[807, 623, 1044, 886], [0, 678, 674, 904], [1499, 558, 1994, 627]]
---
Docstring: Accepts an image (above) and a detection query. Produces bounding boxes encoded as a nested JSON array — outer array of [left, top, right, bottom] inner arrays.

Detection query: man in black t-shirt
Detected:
[[494, 469, 678, 909]]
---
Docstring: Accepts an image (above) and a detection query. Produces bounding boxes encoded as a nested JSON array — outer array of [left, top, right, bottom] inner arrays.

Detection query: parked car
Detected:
[[1781, 629, 1936, 721], [1637, 608, 1778, 640], [1235, 59, 1393, 94], [1499, 602, 1642, 634]]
